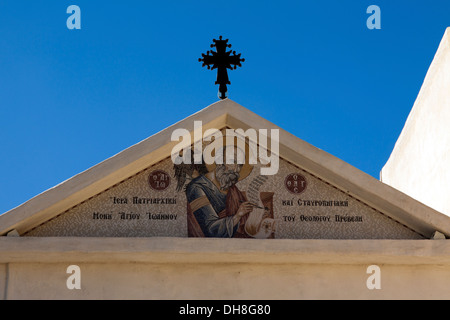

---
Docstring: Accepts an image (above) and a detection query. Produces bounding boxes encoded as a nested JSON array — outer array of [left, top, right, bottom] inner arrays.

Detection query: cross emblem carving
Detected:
[[199, 36, 245, 100]]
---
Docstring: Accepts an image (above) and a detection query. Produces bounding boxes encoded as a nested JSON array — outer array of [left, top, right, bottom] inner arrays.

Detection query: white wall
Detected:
[[381, 27, 450, 216], [2, 237, 450, 300], [3, 262, 450, 300]]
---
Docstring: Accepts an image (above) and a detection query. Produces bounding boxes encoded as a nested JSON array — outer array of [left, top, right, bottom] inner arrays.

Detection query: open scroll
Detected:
[[244, 175, 276, 238]]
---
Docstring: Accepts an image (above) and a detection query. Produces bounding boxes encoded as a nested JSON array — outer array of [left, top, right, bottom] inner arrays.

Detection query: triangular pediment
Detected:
[[1, 99, 450, 239]]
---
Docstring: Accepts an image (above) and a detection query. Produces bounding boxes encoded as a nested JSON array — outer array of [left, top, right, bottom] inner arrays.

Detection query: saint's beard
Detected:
[[215, 165, 240, 190]]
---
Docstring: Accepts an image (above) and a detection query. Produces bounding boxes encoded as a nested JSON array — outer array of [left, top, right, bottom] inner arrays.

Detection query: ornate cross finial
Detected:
[[199, 36, 245, 100]]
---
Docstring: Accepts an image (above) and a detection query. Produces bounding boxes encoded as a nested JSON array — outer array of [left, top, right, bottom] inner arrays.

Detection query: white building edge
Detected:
[[382, 27, 450, 218]]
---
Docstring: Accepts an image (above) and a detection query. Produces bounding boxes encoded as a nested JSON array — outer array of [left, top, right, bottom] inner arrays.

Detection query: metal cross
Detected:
[[199, 36, 245, 100]]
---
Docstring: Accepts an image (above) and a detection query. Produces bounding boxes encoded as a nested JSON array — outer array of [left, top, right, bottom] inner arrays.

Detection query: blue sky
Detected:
[[1, 1, 449, 214]]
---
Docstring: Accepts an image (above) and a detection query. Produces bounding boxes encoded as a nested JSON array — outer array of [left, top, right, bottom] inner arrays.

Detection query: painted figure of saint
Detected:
[[174, 144, 254, 238]]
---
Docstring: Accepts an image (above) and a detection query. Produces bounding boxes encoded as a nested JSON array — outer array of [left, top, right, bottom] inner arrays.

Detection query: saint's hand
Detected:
[[236, 201, 254, 218]]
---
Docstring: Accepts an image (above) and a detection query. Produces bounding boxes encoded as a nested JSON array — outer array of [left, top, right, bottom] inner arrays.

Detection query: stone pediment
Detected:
[[1, 99, 450, 239]]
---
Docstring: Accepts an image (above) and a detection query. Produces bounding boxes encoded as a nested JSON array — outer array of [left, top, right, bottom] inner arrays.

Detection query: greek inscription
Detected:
[[293, 199, 349, 207], [118, 212, 140, 220], [294, 214, 363, 223], [335, 215, 363, 222], [92, 212, 112, 220], [146, 213, 178, 220], [111, 197, 128, 204]]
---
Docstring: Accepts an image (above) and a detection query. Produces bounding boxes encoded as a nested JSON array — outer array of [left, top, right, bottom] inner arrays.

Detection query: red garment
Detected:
[[225, 185, 251, 238]]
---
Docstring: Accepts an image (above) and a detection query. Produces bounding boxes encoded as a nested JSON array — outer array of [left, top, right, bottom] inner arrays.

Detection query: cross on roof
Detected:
[[199, 36, 245, 100]]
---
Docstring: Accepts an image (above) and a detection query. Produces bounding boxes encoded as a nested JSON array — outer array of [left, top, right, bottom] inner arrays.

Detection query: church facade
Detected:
[[1, 29, 450, 300]]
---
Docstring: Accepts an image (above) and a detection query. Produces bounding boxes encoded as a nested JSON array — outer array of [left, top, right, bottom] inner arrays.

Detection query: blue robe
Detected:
[[186, 175, 239, 238]]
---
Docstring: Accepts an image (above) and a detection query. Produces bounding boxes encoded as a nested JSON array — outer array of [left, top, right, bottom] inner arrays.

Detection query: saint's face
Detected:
[[215, 146, 245, 190]]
